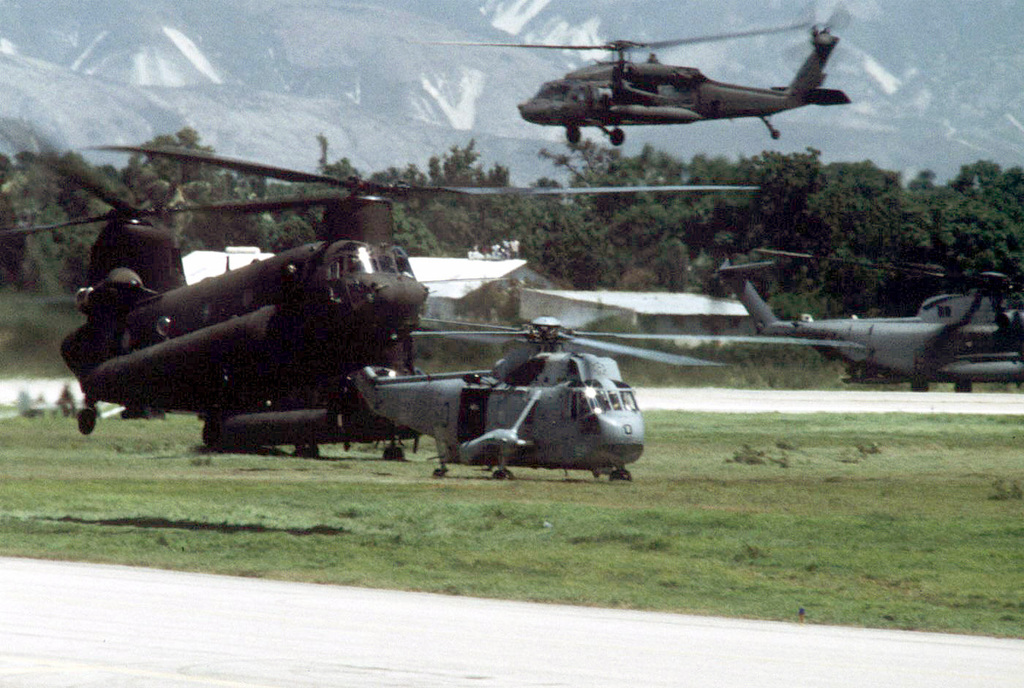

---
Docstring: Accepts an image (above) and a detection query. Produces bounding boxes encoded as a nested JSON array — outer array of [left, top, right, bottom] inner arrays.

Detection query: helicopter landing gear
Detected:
[[77, 404, 97, 435], [609, 467, 632, 482], [761, 116, 781, 140], [382, 442, 405, 461], [295, 443, 320, 459], [565, 124, 581, 144], [201, 413, 223, 450], [609, 128, 625, 146], [433, 465, 448, 478], [492, 467, 514, 480], [954, 381, 973, 393]]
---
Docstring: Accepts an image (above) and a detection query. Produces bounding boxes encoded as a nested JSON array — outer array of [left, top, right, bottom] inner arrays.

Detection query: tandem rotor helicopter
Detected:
[[431, 9, 850, 146], [720, 252, 1024, 393], [0, 144, 755, 458]]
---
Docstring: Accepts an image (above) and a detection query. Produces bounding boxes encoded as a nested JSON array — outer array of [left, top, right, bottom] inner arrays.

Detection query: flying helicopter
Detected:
[[431, 11, 849, 146], [2, 144, 756, 458], [353, 316, 724, 480], [718, 254, 1024, 393]]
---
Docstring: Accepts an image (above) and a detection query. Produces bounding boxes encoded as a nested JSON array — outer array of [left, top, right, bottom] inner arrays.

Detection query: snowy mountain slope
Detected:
[[0, 1, 1020, 181]]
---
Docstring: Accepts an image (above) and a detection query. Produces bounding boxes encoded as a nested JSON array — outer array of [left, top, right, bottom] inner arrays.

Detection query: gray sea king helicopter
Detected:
[[352, 317, 714, 480], [431, 9, 849, 146], [352, 315, 853, 480], [719, 252, 1024, 393]]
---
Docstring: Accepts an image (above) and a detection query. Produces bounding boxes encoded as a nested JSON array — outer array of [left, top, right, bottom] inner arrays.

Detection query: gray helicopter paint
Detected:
[[722, 268, 1024, 386], [354, 350, 645, 477]]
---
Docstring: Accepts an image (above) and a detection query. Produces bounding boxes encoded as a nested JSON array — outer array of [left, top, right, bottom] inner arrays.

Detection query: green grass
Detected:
[[0, 410, 1021, 637]]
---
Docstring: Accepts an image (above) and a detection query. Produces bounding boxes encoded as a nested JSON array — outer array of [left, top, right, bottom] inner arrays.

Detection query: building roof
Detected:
[[523, 288, 748, 317], [410, 257, 527, 300], [182, 247, 274, 285]]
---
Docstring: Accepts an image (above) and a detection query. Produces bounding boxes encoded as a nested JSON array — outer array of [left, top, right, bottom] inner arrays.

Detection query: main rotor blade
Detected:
[[574, 331, 868, 351], [43, 154, 140, 216], [567, 335, 724, 367], [424, 19, 812, 53], [99, 146, 347, 186], [420, 318, 521, 332], [0, 212, 117, 239], [643, 19, 814, 51], [449, 184, 759, 196]]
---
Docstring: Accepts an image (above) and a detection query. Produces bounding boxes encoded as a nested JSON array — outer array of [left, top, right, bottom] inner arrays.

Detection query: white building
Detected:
[[520, 288, 751, 336]]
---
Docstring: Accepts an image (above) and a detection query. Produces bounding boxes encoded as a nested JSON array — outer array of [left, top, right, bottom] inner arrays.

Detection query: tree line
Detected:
[[3, 127, 1024, 320]]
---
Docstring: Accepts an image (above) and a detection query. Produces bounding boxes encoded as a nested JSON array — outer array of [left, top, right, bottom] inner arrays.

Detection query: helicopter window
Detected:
[[620, 391, 638, 412], [393, 247, 415, 278], [608, 392, 623, 411], [537, 82, 569, 99], [582, 386, 610, 414], [373, 252, 397, 274], [337, 246, 374, 275]]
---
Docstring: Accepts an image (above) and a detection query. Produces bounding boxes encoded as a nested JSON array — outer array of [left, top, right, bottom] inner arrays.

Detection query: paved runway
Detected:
[[1, 557, 1022, 687], [6, 379, 1024, 416], [635, 387, 1024, 414]]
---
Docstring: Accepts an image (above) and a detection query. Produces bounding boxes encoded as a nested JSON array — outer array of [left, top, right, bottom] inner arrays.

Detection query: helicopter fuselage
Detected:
[[355, 351, 645, 478], [517, 27, 848, 145], [64, 239, 427, 415]]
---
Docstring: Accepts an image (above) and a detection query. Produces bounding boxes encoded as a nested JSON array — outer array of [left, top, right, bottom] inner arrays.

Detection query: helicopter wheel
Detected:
[[77, 406, 97, 436], [492, 467, 514, 480], [295, 443, 321, 459], [433, 465, 448, 478], [382, 444, 405, 461], [609, 128, 625, 146], [761, 116, 781, 140], [566, 125, 581, 144], [201, 414, 223, 450], [954, 381, 973, 393], [609, 467, 632, 482]]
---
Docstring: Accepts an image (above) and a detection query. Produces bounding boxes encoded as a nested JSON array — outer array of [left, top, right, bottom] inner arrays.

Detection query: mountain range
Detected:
[[0, 1, 1021, 183]]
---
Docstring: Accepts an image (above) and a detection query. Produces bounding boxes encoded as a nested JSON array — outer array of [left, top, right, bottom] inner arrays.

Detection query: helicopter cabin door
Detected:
[[457, 388, 489, 442]]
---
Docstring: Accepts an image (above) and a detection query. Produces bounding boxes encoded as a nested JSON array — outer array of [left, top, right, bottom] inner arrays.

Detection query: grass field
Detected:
[[1, 409, 1022, 637]]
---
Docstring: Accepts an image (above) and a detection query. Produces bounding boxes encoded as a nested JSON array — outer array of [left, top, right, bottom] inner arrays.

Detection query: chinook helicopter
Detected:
[[719, 255, 1024, 393], [433, 11, 849, 146], [2, 145, 754, 457], [353, 316, 724, 480]]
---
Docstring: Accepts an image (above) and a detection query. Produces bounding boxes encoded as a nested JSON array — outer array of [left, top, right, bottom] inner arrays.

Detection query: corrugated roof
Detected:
[[409, 257, 526, 282], [182, 248, 274, 285], [523, 288, 748, 317]]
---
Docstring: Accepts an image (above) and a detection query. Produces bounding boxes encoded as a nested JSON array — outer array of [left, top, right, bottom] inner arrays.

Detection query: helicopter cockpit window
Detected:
[[608, 391, 623, 411], [620, 390, 638, 412], [393, 247, 415, 278], [335, 245, 373, 275], [373, 251, 397, 274], [537, 82, 569, 99]]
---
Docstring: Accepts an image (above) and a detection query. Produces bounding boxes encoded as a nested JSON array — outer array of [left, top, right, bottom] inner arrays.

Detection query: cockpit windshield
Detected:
[[536, 81, 570, 99], [571, 386, 639, 418]]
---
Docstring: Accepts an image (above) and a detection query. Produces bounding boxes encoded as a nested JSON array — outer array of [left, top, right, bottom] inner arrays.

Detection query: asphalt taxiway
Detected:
[[1, 557, 1022, 687]]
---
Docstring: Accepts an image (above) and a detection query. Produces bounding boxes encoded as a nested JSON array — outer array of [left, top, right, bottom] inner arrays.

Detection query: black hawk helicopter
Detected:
[[353, 316, 726, 480], [719, 253, 1024, 393], [432, 11, 849, 146], [2, 145, 755, 457]]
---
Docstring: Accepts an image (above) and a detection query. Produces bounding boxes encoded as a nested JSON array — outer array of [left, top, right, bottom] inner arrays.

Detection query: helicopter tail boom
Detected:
[[717, 260, 781, 330], [787, 28, 844, 101]]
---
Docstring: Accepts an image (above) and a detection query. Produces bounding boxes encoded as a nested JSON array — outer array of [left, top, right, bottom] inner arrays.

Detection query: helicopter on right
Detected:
[[718, 253, 1024, 393]]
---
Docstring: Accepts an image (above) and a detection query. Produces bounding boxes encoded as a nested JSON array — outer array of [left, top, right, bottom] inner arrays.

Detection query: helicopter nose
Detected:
[[517, 99, 545, 123], [595, 414, 644, 456]]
